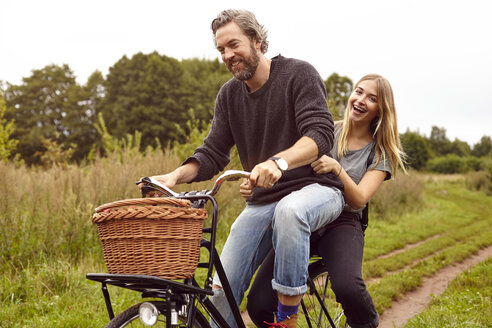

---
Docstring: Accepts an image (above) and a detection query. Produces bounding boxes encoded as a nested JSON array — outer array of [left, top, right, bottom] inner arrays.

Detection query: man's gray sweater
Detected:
[[187, 55, 344, 204]]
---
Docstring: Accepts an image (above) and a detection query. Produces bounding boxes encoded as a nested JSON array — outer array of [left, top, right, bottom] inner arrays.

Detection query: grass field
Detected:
[[0, 152, 491, 327], [405, 258, 492, 328]]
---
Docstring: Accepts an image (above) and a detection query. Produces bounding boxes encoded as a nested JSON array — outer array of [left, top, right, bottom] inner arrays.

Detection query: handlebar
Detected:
[[136, 170, 251, 198]]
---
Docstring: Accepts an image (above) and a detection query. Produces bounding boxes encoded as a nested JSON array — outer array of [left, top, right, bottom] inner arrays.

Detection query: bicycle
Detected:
[[87, 169, 347, 328]]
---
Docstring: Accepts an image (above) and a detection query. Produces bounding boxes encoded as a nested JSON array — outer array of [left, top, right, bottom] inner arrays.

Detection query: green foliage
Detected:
[[449, 138, 471, 157], [172, 109, 242, 170], [401, 130, 432, 170], [400, 127, 491, 173], [92, 112, 164, 165], [62, 71, 105, 161], [428, 126, 453, 156], [324, 73, 353, 121], [426, 154, 464, 173], [472, 135, 492, 157], [3, 54, 231, 165], [0, 94, 19, 162], [172, 109, 211, 161], [4, 65, 78, 164], [426, 154, 485, 174], [34, 136, 76, 168], [99, 53, 230, 152], [3, 64, 101, 164], [5, 52, 491, 170], [463, 156, 482, 171], [100, 52, 188, 148], [180, 58, 231, 123]]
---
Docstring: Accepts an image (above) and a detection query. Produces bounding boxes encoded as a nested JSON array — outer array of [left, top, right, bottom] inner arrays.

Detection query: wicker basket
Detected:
[[92, 197, 207, 280]]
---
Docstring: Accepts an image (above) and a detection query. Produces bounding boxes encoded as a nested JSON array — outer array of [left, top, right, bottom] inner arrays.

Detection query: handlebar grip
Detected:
[[136, 170, 250, 198], [136, 177, 179, 198]]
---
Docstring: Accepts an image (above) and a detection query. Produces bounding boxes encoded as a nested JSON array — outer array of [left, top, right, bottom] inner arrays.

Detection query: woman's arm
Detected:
[[311, 155, 386, 209]]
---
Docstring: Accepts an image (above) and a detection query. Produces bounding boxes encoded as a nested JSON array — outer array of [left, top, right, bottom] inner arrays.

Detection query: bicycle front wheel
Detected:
[[105, 301, 209, 328], [299, 260, 346, 328]]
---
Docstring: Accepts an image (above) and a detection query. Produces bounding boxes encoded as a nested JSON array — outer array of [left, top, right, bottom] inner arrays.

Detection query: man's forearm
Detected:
[[273, 136, 318, 170], [174, 160, 200, 184]]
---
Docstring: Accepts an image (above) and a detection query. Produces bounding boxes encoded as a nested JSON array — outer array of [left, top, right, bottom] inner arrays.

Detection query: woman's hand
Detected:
[[311, 155, 341, 175], [239, 178, 254, 199]]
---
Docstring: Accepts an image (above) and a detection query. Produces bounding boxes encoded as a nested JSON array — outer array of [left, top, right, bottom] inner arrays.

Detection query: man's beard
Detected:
[[227, 42, 260, 81]]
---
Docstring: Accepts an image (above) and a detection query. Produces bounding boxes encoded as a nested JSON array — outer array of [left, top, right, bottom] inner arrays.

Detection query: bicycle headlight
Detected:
[[139, 302, 159, 326]]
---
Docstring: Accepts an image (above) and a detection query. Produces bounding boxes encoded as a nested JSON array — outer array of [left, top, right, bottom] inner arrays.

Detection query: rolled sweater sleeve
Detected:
[[291, 62, 334, 157]]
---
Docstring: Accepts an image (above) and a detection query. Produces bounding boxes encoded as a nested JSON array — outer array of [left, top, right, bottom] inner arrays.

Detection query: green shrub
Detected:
[[426, 154, 466, 173], [465, 159, 492, 195], [463, 156, 482, 172]]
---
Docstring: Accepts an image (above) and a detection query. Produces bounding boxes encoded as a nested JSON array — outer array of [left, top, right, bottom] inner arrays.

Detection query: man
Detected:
[[148, 9, 344, 328]]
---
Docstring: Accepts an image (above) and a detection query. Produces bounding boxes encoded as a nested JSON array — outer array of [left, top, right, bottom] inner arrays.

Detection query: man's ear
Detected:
[[253, 37, 261, 51]]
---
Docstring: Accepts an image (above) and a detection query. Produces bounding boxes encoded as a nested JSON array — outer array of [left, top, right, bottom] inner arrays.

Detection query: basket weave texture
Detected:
[[93, 197, 207, 280]]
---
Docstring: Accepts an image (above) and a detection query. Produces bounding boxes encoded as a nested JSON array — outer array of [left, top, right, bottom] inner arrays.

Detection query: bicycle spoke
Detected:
[[299, 268, 346, 328]]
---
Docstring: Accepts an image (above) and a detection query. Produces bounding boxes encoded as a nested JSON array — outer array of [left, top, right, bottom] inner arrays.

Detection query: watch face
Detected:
[[276, 158, 288, 171]]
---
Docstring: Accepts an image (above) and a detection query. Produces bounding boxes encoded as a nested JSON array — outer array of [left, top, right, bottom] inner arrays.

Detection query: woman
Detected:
[[246, 74, 407, 328]]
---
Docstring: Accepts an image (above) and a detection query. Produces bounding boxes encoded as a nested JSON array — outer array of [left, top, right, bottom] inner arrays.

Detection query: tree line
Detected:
[[0, 51, 491, 172], [401, 127, 492, 172]]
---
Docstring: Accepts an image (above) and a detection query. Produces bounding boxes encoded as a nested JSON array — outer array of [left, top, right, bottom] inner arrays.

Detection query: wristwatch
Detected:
[[268, 156, 288, 172]]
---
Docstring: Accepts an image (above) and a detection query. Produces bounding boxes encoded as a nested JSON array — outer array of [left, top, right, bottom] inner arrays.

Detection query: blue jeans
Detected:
[[211, 183, 343, 328], [247, 216, 380, 328]]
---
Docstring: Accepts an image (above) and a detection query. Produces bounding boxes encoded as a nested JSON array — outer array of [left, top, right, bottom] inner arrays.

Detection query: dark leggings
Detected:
[[246, 219, 379, 328]]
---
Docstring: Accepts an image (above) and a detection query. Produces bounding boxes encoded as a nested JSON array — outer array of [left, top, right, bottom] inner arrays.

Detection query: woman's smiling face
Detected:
[[348, 80, 380, 124]]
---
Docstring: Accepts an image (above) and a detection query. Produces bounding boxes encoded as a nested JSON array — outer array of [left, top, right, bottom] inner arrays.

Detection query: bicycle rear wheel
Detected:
[[105, 301, 209, 328], [299, 260, 346, 328]]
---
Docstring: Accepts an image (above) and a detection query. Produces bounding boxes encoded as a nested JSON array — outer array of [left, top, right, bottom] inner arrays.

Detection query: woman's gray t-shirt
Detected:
[[330, 126, 392, 213]]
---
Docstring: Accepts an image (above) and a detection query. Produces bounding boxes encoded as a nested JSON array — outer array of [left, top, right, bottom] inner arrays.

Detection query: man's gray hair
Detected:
[[211, 9, 269, 54]]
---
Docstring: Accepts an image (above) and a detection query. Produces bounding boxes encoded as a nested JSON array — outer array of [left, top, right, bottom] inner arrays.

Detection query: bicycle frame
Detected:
[[88, 169, 345, 327], [87, 171, 250, 328]]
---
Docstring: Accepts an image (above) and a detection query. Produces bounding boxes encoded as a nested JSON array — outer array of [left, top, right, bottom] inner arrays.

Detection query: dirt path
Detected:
[[378, 244, 492, 328], [240, 245, 492, 328], [374, 235, 442, 261]]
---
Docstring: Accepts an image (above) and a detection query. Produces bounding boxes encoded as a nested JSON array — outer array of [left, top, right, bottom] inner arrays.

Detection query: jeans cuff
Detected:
[[271, 279, 307, 296]]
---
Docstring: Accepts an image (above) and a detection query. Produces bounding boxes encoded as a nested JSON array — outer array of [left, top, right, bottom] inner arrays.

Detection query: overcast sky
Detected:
[[1, 0, 491, 146]]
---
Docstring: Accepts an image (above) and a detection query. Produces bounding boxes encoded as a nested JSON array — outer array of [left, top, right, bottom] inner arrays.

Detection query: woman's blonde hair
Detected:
[[337, 74, 407, 175]]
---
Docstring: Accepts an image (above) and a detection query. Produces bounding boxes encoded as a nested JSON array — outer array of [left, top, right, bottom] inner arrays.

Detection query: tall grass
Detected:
[[0, 147, 424, 326], [370, 170, 424, 221], [0, 147, 182, 307]]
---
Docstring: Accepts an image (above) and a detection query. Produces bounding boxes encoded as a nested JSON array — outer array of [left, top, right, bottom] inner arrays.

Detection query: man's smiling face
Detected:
[[215, 21, 260, 81]]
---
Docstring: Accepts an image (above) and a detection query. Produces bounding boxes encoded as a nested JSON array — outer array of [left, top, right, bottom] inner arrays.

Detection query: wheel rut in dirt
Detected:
[[378, 244, 492, 328]]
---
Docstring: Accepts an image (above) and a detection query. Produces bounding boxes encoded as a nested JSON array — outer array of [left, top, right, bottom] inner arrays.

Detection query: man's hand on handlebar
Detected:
[[150, 173, 179, 189], [137, 173, 178, 197], [249, 159, 282, 189]]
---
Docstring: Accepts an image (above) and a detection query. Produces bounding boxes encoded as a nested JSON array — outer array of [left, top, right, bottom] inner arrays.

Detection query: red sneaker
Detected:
[[264, 313, 298, 328]]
